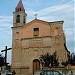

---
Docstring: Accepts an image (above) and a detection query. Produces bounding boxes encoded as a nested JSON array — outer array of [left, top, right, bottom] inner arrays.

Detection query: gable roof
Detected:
[[30, 19, 49, 23], [22, 19, 50, 28]]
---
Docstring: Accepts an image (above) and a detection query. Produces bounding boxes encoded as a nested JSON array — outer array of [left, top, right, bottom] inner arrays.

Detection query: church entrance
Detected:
[[33, 59, 40, 72]]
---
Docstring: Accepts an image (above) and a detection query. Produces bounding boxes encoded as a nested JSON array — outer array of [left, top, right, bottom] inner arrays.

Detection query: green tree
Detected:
[[39, 52, 59, 68], [0, 54, 5, 67], [68, 53, 75, 66], [61, 61, 68, 67]]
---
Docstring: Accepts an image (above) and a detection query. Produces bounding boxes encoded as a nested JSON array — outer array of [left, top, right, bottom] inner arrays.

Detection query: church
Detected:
[[11, 0, 69, 75]]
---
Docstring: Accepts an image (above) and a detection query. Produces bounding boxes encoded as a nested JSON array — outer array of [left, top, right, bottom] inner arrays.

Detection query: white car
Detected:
[[34, 70, 62, 75]]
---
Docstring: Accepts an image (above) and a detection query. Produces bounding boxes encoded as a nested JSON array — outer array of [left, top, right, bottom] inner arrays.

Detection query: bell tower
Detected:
[[13, 0, 27, 27], [12, 0, 27, 72]]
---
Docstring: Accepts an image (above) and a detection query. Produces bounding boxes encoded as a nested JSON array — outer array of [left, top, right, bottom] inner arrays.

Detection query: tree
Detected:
[[68, 53, 75, 66], [0, 54, 5, 67], [39, 52, 59, 68], [52, 52, 59, 67], [61, 61, 68, 67]]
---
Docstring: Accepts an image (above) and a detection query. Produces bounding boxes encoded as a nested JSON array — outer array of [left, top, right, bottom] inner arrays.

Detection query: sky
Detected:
[[0, 0, 74, 64]]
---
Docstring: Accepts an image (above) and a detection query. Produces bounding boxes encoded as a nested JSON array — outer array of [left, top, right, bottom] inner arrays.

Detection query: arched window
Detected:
[[15, 32, 19, 39], [55, 27, 59, 36], [33, 59, 40, 72], [16, 15, 20, 23]]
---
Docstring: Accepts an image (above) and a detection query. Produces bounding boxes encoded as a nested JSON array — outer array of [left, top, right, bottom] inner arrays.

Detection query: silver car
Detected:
[[34, 70, 62, 75]]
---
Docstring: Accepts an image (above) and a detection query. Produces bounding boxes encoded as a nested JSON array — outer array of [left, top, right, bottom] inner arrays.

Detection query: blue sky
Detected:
[[0, 0, 74, 64]]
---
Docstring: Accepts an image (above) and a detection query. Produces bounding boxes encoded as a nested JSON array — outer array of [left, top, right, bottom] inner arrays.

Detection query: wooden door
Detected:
[[33, 59, 40, 72]]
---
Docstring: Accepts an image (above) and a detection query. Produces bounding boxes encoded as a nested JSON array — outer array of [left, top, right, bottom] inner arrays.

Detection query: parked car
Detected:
[[34, 70, 62, 75]]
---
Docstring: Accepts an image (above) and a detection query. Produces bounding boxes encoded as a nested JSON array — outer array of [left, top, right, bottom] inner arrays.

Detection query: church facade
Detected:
[[12, 0, 69, 75]]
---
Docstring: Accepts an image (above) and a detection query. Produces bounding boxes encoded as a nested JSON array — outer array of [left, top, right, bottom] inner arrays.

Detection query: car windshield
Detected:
[[46, 71, 61, 75], [47, 71, 54, 75], [34, 70, 62, 75]]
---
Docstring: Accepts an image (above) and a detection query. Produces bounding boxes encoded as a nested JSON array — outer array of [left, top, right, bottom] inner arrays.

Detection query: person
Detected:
[[12, 70, 16, 75], [69, 71, 74, 75]]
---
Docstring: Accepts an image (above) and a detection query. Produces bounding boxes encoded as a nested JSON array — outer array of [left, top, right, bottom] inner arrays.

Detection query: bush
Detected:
[[62, 61, 68, 67]]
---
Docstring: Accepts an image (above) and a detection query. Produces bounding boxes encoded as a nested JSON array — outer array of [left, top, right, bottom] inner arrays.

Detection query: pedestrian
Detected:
[[69, 71, 74, 75], [12, 70, 16, 75]]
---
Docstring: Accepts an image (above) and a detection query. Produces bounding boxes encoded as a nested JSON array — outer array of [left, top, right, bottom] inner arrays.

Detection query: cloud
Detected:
[[0, 16, 12, 31], [0, 15, 12, 53], [26, 1, 73, 17], [23, 0, 42, 7], [0, 16, 12, 22], [30, 0, 42, 5], [25, 1, 73, 25]]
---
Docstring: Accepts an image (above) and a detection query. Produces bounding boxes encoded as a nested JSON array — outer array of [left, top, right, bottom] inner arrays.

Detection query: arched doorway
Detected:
[[33, 59, 40, 72]]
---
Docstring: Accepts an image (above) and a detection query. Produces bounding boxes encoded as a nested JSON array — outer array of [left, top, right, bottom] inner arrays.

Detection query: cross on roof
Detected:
[[34, 13, 38, 19]]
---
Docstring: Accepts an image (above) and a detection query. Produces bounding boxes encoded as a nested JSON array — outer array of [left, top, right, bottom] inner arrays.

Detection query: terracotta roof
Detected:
[[15, 0, 25, 12]]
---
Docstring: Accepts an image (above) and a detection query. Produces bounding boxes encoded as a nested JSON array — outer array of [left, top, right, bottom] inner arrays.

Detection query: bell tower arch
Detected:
[[13, 0, 27, 27]]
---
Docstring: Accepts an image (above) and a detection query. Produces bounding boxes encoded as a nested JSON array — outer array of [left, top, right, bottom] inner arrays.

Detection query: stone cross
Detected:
[[1, 46, 12, 63]]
